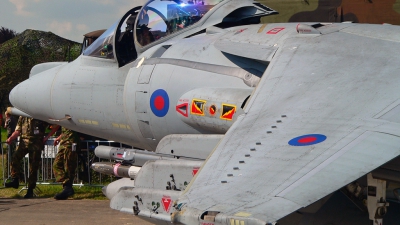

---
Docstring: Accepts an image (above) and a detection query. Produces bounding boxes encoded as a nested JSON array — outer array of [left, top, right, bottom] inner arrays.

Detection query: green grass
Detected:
[[0, 128, 108, 200], [1, 127, 6, 143], [0, 184, 107, 199]]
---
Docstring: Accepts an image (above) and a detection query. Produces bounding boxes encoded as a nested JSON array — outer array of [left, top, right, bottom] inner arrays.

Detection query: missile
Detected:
[[91, 162, 141, 179], [94, 146, 178, 166]]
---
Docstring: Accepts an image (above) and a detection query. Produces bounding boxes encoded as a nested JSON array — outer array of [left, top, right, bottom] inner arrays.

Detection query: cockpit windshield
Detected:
[[83, 21, 118, 59], [82, 7, 139, 66], [136, 0, 222, 47]]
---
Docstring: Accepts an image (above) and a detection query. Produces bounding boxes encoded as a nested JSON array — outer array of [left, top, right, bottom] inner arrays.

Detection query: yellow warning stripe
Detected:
[[258, 24, 267, 33]]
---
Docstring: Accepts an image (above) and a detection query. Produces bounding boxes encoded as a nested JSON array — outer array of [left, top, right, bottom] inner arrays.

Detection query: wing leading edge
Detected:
[[173, 24, 400, 224]]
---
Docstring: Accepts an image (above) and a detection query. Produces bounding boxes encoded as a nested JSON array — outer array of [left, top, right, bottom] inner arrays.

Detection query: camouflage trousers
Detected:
[[5, 141, 16, 171], [53, 145, 77, 185], [10, 139, 43, 189]]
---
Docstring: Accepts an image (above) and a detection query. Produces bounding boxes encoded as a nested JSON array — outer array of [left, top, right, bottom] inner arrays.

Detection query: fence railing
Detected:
[[0, 139, 132, 188]]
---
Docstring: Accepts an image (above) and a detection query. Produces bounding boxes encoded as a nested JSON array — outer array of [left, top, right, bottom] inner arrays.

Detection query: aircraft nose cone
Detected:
[[9, 70, 55, 120], [9, 80, 29, 111], [9, 82, 22, 107]]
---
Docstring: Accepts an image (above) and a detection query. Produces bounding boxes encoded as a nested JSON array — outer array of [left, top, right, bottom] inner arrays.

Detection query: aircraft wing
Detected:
[[174, 24, 400, 224]]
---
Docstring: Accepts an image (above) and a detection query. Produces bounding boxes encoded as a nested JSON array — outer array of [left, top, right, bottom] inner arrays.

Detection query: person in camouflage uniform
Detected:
[[53, 126, 80, 200], [3, 111, 17, 176], [4, 111, 17, 138], [4, 111, 17, 153], [5, 116, 47, 198]]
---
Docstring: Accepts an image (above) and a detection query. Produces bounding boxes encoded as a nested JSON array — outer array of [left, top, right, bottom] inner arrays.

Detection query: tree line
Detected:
[[0, 27, 18, 45]]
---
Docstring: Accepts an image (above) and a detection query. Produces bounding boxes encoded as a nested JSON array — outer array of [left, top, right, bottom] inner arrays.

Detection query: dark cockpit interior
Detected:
[[82, 7, 141, 67], [115, 9, 138, 67]]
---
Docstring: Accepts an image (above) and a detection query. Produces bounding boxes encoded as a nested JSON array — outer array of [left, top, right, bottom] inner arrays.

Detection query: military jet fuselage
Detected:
[[9, 0, 274, 151], [8, 0, 400, 225]]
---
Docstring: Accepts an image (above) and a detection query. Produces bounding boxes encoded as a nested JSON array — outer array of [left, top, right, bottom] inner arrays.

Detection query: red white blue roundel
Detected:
[[150, 89, 169, 117], [288, 134, 327, 146]]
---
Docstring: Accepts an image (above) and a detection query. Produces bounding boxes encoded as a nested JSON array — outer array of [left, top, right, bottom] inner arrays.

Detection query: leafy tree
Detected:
[[0, 29, 81, 113], [0, 27, 18, 45]]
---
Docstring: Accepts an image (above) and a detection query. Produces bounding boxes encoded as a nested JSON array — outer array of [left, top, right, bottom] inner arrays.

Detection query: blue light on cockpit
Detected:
[[136, 0, 221, 47]]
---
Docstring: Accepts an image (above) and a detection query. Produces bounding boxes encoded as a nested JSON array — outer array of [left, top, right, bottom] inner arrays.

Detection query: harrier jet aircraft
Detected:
[[7, 0, 400, 224]]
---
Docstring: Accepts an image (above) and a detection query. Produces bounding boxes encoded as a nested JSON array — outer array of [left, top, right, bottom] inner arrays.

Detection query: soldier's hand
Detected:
[[54, 139, 60, 146]]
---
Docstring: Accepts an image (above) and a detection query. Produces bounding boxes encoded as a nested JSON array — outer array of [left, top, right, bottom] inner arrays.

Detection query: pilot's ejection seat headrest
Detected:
[[126, 15, 136, 32]]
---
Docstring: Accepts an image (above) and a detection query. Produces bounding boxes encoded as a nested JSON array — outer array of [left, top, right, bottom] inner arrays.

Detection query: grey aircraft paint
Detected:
[[7, 0, 400, 224]]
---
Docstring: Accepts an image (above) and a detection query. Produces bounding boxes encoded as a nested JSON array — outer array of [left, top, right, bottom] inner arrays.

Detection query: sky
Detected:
[[0, 0, 147, 42]]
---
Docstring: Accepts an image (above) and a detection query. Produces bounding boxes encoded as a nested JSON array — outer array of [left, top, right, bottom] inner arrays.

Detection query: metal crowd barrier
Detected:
[[0, 139, 132, 189]]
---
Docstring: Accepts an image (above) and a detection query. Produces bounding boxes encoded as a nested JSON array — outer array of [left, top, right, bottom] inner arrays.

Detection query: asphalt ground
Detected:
[[0, 192, 399, 225], [0, 198, 153, 225]]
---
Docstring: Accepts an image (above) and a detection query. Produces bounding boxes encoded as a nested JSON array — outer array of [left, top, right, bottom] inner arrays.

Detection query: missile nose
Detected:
[[9, 70, 55, 120]]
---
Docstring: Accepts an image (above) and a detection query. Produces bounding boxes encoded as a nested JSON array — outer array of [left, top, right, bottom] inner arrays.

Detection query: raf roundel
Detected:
[[150, 89, 169, 117], [288, 134, 327, 146]]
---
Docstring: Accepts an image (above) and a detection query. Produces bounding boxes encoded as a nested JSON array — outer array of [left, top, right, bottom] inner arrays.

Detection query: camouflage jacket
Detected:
[[59, 127, 80, 151], [16, 116, 47, 141], [5, 116, 17, 137]]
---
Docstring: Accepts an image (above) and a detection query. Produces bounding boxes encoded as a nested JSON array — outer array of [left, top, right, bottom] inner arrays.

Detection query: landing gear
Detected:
[[367, 173, 389, 225]]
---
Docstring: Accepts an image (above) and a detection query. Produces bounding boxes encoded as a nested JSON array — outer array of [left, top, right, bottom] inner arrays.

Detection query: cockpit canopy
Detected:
[[81, 0, 275, 68], [83, 7, 140, 67], [83, 21, 117, 59], [82, 0, 222, 66], [136, 0, 222, 46], [81, 0, 276, 67]]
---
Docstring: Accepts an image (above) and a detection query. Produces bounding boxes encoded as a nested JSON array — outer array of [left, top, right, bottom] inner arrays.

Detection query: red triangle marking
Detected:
[[176, 103, 188, 117], [162, 196, 172, 212], [192, 167, 199, 176]]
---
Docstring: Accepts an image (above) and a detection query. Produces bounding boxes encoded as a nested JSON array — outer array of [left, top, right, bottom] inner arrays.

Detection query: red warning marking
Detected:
[[296, 24, 312, 33], [162, 195, 172, 213], [192, 167, 200, 176], [267, 27, 285, 34], [191, 99, 206, 116], [154, 96, 165, 110], [113, 163, 120, 177], [176, 103, 188, 117], [220, 104, 236, 120], [234, 28, 248, 35], [209, 105, 216, 116], [201, 223, 215, 225], [298, 136, 317, 144], [116, 153, 123, 158], [191, 103, 203, 115]]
